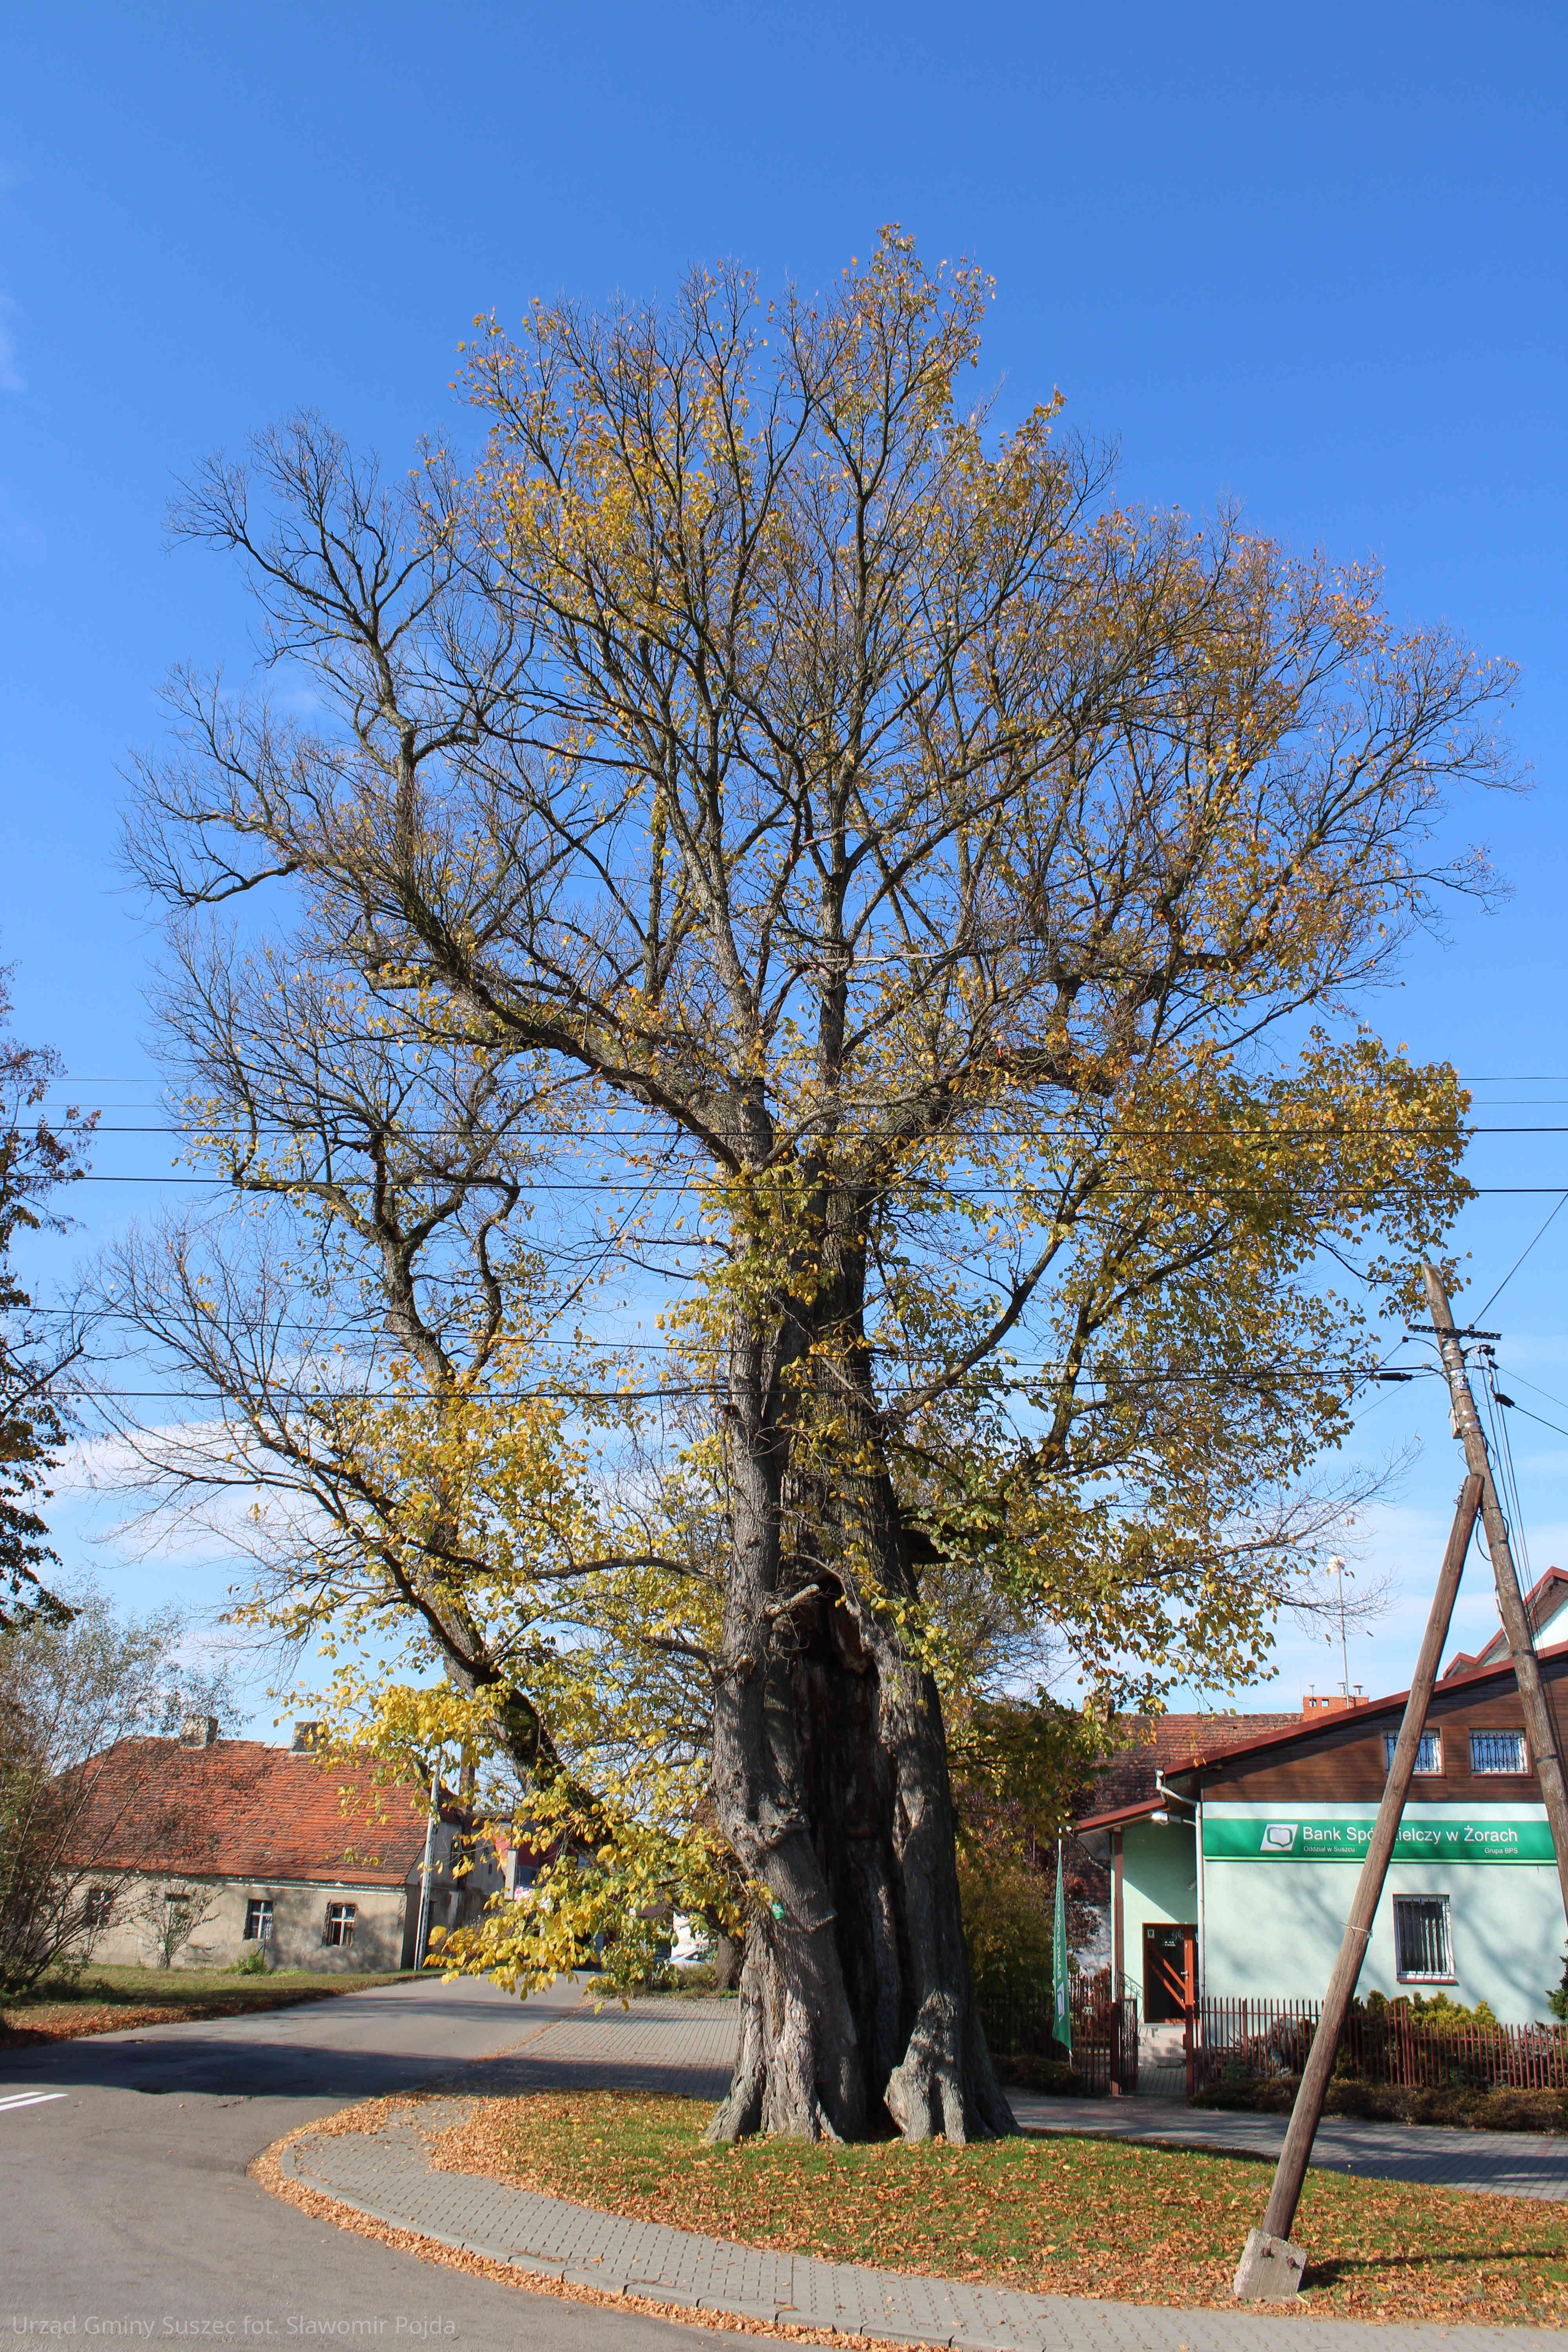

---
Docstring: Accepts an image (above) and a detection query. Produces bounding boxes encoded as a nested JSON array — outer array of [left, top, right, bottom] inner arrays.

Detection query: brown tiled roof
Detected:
[[67, 1740, 449, 1887], [1083, 1712, 1297, 1817], [1156, 1637, 1568, 1783]]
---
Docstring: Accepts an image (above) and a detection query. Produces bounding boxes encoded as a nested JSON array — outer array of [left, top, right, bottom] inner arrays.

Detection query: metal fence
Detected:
[[1188, 1994, 1568, 2096], [977, 1969, 1140, 2095]]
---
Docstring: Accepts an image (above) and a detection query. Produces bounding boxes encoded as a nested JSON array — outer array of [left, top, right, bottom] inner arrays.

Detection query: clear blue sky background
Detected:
[[2, 1, 1564, 1723]]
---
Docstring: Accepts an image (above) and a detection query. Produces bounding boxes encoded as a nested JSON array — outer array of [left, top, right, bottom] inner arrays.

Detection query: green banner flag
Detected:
[[1052, 1835, 1071, 2054]]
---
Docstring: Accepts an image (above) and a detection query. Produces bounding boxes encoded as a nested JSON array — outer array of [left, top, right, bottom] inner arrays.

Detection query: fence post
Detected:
[[1185, 2004, 1196, 2101]]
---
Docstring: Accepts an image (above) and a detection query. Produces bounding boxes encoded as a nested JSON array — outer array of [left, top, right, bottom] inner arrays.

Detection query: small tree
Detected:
[[136, 1878, 220, 1969], [0, 1592, 232, 1993]]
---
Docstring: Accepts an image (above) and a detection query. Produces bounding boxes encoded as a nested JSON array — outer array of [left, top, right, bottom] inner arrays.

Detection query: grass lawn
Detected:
[[2, 1964, 413, 2047], [430, 2089, 1568, 2328]]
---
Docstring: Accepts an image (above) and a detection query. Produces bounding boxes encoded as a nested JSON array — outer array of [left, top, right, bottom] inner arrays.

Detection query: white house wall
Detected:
[[1201, 1802, 1564, 2025], [85, 1874, 416, 1972]]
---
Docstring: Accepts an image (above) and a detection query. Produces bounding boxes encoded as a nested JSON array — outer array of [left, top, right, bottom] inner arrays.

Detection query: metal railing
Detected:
[[977, 1968, 1140, 2094], [1186, 1993, 1568, 2097]]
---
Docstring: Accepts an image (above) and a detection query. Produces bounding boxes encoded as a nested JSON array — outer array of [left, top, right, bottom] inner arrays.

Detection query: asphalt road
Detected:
[[0, 1977, 751, 2350]]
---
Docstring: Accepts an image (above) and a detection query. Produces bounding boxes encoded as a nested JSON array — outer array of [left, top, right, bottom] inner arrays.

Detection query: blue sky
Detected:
[[2, 1, 1565, 1723]]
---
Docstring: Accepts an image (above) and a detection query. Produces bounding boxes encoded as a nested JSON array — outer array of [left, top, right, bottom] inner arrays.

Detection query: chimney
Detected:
[[291, 1720, 323, 1752], [1302, 1690, 1367, 1716], [179, 1714, 219, 1748]]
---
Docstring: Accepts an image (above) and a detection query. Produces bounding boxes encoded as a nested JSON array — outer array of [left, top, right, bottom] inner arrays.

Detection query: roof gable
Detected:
[[1442, 1566, 1568, 1681]]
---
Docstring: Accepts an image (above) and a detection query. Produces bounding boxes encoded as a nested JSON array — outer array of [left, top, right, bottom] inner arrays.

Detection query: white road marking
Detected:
[[0, 2090, 68, 2112]]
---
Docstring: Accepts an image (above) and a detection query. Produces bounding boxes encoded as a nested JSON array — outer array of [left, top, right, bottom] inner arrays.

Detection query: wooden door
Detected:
[[1143, 1921, 1198, 2022]]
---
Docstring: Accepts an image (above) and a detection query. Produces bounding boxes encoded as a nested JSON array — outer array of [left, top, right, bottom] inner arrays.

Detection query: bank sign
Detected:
[[1202, 1815, 1555, 1864]]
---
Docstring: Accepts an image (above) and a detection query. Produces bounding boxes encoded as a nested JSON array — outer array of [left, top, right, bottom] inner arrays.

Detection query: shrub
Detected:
[[956, 1847, 1054, 2000], [1548, 1947, 1568, 2025], [1193, 2076, 1568, 2133]]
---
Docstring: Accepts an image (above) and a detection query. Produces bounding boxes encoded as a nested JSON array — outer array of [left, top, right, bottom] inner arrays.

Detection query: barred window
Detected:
[[324, 1901, 357, 1948], [1394, 1894, 1453, 1982], [83, 1886, 114, 1930], [1471, 1729, 1527, 1775], [1384, 1729, 1442, 1775], [244, 1897, 274, 1941]]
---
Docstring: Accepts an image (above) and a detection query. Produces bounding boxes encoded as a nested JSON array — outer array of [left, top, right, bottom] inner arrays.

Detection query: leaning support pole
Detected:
[[1422, 1261, 1568, 1927], [1233, 1472, 1483, 2303]]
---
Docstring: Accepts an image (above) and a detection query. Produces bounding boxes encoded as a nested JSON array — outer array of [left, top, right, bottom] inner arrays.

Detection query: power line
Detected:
[[1493, 1397, 1568, 1447], [1502, 1369, 1568, 1421], [37, 1117, 1568, 1140], [1474, 1193, 1568, 1321], [57, 1176, 1568, 1197]]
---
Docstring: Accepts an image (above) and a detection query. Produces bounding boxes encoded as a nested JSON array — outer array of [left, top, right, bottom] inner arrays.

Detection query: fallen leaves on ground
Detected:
[[429, 2090, 1568, 2328], [0, 1971, 406, 2047]]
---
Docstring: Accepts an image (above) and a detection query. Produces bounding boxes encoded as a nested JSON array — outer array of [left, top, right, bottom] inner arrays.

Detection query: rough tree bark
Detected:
[[704, 1195, 1014, 2145]]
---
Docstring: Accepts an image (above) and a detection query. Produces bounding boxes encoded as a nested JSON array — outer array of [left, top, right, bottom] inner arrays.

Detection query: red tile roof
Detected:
[[1152, 1638, 1568, 1784], [68, 1740, 450, 1887], [1082, 1712, 1298, 1817]]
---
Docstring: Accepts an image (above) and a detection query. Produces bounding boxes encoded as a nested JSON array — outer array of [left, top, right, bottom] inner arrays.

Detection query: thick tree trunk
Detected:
[[708, 1573, 1013, 2143], [706, 1255, 1015, 2146], [709, 1929, 743, 1992]]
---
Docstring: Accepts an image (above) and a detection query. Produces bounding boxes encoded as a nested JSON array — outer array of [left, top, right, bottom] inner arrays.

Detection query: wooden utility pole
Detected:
[[1234, 1474, 1483, 2301], [1421, 1261, 1568, 1925]]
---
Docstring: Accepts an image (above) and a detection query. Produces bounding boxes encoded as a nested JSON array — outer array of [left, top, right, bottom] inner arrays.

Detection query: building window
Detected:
[[324, 1901, 357, 1948], [1384, 1730, 1442, 1776], [1394, 1895, 1454, 1982], [244, 1898, 274, 1942], [1471, 1729, 1527, 1775], [83, 1886, 114, 1930]]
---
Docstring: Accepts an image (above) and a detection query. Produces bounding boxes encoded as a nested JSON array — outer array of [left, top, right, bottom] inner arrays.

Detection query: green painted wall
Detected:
[[1119, 1817, 1198, 2004]]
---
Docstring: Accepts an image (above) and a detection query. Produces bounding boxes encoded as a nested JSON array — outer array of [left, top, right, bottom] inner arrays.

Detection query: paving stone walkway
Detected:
[[1011, 2093, 1568, 2203], [276, 1993, 1568, 2350]]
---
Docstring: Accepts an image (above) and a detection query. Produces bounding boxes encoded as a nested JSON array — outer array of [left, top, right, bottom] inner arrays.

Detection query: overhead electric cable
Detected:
[[1473, 1193, 1568, 1322]]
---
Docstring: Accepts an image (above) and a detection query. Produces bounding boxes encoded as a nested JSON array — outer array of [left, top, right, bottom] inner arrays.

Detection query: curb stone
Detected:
[[276, 2107, 1564, 2352]]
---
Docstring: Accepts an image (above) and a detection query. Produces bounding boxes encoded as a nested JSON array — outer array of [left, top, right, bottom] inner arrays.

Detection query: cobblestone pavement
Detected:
[[282, 2094, 1558, 2352], [1010, 2092, 1568, 2202], [274, 1995, 1568, 2350]]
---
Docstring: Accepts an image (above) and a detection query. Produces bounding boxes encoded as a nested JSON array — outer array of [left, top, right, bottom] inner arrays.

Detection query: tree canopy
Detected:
[[113, 230, 1513, 2139]]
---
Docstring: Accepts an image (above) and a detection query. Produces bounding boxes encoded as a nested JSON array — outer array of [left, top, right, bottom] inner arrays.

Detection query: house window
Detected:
[[324, 1901, 357, 1948], [1394, 1894, 1454, 1982], [1384, 1730, 1442, 1776], [83, 1887, 114, 1930], [1471, 1729, 1527, 1775], [244, 1898, 274, 1942]]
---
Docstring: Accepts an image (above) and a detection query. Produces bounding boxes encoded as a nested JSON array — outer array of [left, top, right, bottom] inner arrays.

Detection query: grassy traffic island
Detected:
[[422, 2089, 1568, 2329], [1, 1964, 412, 2047]]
